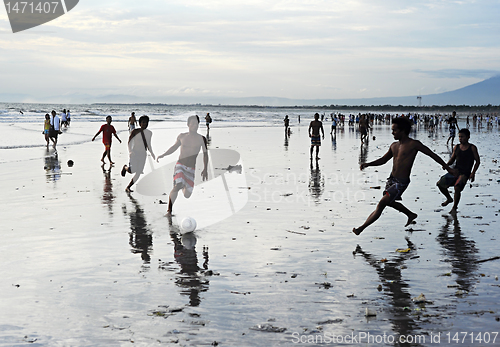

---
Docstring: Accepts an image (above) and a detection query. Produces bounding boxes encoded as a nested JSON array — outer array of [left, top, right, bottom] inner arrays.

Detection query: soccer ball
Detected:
[[180, 217, 197, 232]]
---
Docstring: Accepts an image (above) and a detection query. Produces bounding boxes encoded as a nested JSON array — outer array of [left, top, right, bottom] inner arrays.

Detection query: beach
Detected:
[[1, 113, 500, 346]]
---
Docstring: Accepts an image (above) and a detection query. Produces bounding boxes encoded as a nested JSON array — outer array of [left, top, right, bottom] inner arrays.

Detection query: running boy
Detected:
[[157, 115, 208, 215], [437, 128, 480, 213], [92, 116, 122, 164], [353, 117, 456, 235]]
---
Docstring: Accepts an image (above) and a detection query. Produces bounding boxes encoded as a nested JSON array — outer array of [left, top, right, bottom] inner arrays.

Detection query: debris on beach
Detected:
[[475, 256, 500, 264], [316, 282, 332, 289], [249, 324, 286, 333], [317, 318, 343, 325], [396, 248, 411, 253], [287, 230, 306, 235], [412, 293, 428, 304], [365, 308, 377, 317], [230, 291, 251, 295]]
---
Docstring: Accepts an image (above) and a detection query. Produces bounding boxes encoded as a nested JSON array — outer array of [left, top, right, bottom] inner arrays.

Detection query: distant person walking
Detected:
[[205, 113, 212, 130], [446, 111, 458, 147], [353, 117, 456, 236], [92, 116, 122, 164], [43, 113, 50, 147], [128, 112, 138, 134], [330, 115, 337, 134], [308, 113, 324, 160], [49, 110, 61, 149], [122, 116, 155, 192], [157, 115, 208, 216], [437, 128, 480, 213], [61, 109, 68, 128], [359, 115, 369, 143], [284, 115, 290, 134]]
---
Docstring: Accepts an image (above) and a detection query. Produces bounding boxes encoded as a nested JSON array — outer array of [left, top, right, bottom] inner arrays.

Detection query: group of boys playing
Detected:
[[90, 113, 480, 231]]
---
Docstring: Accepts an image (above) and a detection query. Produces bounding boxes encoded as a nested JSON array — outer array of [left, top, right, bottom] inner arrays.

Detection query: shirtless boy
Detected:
[[309, 113, 324, 159], [437, 128, 480, 213], [353, 117, 456, 235], [157, 115, 208, 215]]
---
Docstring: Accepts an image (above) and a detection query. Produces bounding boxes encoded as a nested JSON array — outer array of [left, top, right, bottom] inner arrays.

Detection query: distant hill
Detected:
[[2, 76, 500, 106]]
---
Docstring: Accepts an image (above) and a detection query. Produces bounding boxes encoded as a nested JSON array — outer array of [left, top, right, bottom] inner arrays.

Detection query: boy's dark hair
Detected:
[[139, 115, 149, 124], [187, 115, 200, 125], [458, 128, 470, 137], [392, 117, 412, 135]]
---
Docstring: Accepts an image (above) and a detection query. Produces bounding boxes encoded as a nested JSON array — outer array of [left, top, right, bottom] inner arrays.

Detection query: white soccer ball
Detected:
[[180, 217, 197, 232]]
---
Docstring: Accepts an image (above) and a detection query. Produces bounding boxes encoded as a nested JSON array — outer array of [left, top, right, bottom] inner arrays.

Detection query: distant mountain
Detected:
[[2, 76, 499, 106]]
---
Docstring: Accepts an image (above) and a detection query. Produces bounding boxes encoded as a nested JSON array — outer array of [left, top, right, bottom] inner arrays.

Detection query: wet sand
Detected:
[[1, 121, 500, 346]]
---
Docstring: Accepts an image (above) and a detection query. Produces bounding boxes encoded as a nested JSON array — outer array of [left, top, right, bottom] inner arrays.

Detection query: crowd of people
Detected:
[[42, 109, 484, 230]]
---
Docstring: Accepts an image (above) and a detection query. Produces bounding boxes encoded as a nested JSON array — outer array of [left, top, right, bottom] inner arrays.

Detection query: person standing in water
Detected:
[[353, 117, 456, 235], [308, 113, 324, 160]]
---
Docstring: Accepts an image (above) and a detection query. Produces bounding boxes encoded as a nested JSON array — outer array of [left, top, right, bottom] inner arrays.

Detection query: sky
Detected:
[[1, 0, 500, 103]]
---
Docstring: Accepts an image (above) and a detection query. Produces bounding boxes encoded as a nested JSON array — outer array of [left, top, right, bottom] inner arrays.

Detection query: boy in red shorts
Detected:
[[92, 116, 122, 164]]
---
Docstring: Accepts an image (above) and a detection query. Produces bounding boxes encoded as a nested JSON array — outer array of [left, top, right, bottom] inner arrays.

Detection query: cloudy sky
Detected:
[[1, 0, 499, 102]]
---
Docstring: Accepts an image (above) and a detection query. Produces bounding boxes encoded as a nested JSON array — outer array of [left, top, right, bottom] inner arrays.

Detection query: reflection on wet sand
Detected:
[[359, 142, 368, 166], [101, 164, 115, 215], [122, 194, 153, 265], [308, 159, 324, 202], [437, 213, 479, 294], [169, 227, 209, 307], [44, 149, 61, 182], [353, 239, 424, 346], [331, 133, 337, 151]]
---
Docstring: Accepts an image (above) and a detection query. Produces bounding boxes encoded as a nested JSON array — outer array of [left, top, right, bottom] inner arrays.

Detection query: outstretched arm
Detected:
[[92, 129, 102, 141], [157, 135, 181, 161], [360, 146, 393, 170], [470, 145, 480, 182], [416, 141, 454, 174], [113, 132, 122, 143]]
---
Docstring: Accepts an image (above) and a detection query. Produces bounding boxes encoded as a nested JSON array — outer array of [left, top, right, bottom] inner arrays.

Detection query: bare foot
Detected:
[[450, 207, 457, 215], [441, 199, 453, 207], [352, 227, 363, 236], [121, 165, 128, 177], [125, 187, 133, 193], [405, 212, 418, 227], [110, 161, 115, 165], [101, 158, 105, 163]]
